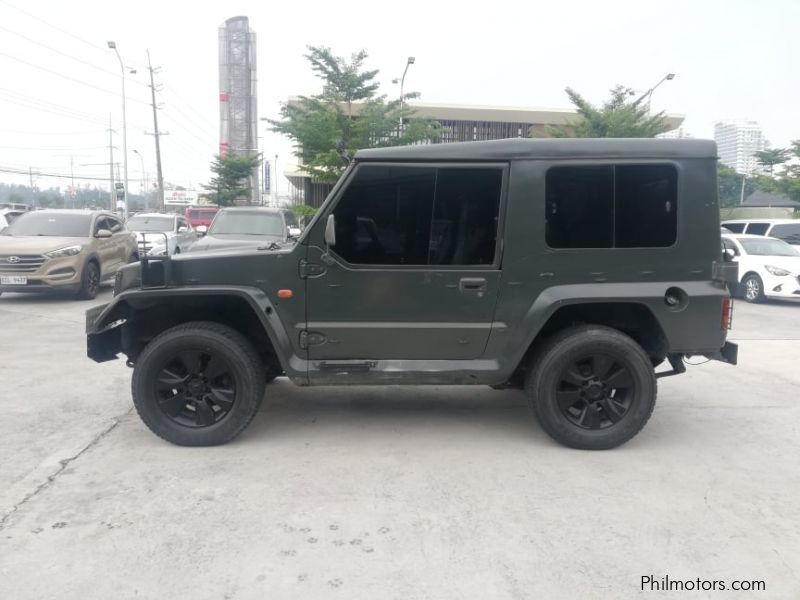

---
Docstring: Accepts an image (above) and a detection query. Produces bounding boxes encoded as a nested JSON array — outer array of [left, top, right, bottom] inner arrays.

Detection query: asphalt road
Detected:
[[1, 288, 799, 599]]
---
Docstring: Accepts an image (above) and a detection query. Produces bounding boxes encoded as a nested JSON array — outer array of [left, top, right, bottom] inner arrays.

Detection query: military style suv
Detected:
[[86, 139, 738, 449]]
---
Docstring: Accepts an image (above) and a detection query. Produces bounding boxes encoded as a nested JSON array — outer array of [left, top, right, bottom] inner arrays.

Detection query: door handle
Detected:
[[459, 277, 487, 294]]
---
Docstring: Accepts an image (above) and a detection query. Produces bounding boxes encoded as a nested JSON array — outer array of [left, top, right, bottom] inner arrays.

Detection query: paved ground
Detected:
[[0, 288, 798, 599]]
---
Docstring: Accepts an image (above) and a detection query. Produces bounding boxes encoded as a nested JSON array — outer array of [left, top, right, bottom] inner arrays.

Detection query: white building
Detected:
[[714, 121, 768, 175], [656, 128, 692, 139]]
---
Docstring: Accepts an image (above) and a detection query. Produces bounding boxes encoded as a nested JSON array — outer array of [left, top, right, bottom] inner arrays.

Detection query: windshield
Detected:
[[738, 238, 800, 257], [769, 223, 800, 244], [1, 212, 91, 237], [127, 216, 174, 232], [209, 211, 284, 236]]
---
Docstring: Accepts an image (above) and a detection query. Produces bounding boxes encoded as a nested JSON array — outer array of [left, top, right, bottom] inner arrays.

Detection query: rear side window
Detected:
[[546, 164, 677, 248], [723, 223, 746, 233], [745, 222, 769, 236]]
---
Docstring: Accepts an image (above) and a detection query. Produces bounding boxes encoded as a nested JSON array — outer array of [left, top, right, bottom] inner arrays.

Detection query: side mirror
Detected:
[[324, 214, 336, 247], [288, 226, 302, 238], [178, 226, 188, 233], [196, 225, 208, 236], [95, 229, 113, 239], [723, 248, 736, 262]]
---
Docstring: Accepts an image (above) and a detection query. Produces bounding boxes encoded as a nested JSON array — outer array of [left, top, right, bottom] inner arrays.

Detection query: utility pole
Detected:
[[28, 167, 35, 208], [108, 114, 115, 211], [146, 50, 166, 212]]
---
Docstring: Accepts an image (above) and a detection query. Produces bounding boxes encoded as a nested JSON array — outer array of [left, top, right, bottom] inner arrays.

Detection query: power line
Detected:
[[0, 88, 151, 130], [0, 51, 150, 106], [0, 24, 148, 88], [0, 165, 147, 182]]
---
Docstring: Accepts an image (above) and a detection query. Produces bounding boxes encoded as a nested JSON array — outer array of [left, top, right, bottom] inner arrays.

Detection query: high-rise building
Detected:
[[714, 121, 768, 175], [219, 16, 259, 203]]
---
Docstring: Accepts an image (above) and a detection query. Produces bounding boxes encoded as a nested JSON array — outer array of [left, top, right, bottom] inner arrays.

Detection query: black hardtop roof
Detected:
[[355, 138, 717, 162]]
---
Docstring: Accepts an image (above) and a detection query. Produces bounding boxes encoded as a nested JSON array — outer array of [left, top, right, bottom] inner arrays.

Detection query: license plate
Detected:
[[1, 276, 27, 285]]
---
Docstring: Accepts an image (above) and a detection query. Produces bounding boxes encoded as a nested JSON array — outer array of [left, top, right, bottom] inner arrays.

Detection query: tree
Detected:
[[754, 148, 789, 175], [717, 164, 755, 208], [201, 152, 261, 206], [542, 85, 672, 138], [270, 46, 441, 182], [289, 204, 317, 225]]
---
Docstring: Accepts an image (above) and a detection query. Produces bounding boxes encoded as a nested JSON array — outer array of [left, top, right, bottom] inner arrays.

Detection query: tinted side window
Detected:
[[546, 164, 677, 248], [94, 217, 108, 233], [546, 166, 613, 248], [723, 223, 746, 233], [745, 223, 769, 236], [429, 169, 502, 265], [615, 165, 676, 247], [332, 165, 502, 266], [333, 166, 435, 265]]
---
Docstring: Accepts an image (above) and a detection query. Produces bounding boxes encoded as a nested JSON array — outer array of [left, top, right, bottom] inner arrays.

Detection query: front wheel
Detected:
[[132, 322, 266, 446], [742, 273, 765, 303], [526, 325, 657, 450], [77, 261, 100, 300]]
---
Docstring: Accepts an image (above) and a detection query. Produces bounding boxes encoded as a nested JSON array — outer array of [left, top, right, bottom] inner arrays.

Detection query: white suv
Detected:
[[720, 219, 800, 246], [721, 234, 800, 302]]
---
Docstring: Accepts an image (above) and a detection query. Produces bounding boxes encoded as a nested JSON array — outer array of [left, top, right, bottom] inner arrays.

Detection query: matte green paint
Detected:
[[87, 138, 732, 386]]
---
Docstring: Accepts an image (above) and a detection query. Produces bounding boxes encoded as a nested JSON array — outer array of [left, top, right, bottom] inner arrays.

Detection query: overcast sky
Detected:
[[0, 0, 797, 196]]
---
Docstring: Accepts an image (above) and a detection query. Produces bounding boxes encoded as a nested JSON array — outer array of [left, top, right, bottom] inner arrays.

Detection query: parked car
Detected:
[[184, 206, 220, 230], [0, 208, 26, 231], [188, 207, 301, 253], [721, 234, 800, 302], [0, 209, 138, 299], [87, 138, 738, 450], [126, 212, 196, 256], [720, 219, 800, 246]]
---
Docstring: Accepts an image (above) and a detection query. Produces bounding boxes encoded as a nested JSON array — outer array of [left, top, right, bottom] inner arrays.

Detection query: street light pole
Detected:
[[398, 56, 415, 134], [108, 41, 130, 220], [635, 73, 675, 112]]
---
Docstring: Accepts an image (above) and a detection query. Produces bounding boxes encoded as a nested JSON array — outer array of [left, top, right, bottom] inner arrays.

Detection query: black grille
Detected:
[[0, 254, 46, 273]]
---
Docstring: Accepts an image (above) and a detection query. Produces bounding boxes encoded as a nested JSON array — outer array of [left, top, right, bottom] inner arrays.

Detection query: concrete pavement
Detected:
[[1, 290, 798, 599]]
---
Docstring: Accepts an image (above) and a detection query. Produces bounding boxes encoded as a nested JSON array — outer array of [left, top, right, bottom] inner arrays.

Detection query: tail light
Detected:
[[721, 297, 733, 330]]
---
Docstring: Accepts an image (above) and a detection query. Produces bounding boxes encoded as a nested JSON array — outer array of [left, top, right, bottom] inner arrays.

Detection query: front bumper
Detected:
[[0, 256, 83, 293], [86, 302, 125, 362], [763, 273, 800, 298]]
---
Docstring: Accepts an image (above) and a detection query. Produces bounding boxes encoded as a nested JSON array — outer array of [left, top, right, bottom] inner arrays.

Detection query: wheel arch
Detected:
[[88, 287, 299, 379]]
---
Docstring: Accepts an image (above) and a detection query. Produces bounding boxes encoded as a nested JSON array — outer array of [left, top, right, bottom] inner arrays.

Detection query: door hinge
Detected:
[[298, 259, 325, 279], [299, 331, 326, 349]]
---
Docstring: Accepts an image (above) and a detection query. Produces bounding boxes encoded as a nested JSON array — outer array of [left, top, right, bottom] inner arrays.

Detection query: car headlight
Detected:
[[765, 265, 791, 277], [45, 244, 83, 258], [147, 245, 167, 256]]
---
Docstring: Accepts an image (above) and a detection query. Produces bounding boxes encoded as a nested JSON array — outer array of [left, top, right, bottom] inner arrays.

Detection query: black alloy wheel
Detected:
[[154, 350, 237, 427], [554, 354, 634, 430], [132, 322, 266, 446], [526, 325, 657, 450]]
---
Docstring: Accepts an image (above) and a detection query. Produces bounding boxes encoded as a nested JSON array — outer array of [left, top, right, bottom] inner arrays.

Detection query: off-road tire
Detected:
[[132, 321, 266, 446], [742, 273, 765, 303], [525, 325, 657, 450], [77, 260, 100, 300]]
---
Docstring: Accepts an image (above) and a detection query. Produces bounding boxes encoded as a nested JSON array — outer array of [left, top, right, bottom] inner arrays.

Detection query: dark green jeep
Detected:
[[86, 138, 738, 449]]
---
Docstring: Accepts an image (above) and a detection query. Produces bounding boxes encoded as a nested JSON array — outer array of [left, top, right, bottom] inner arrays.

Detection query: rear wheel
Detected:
[[742, 273, 765, 303], [77, 261, 100, 300], [132, 322, 266, 446], [526, 325, 657, 450]]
